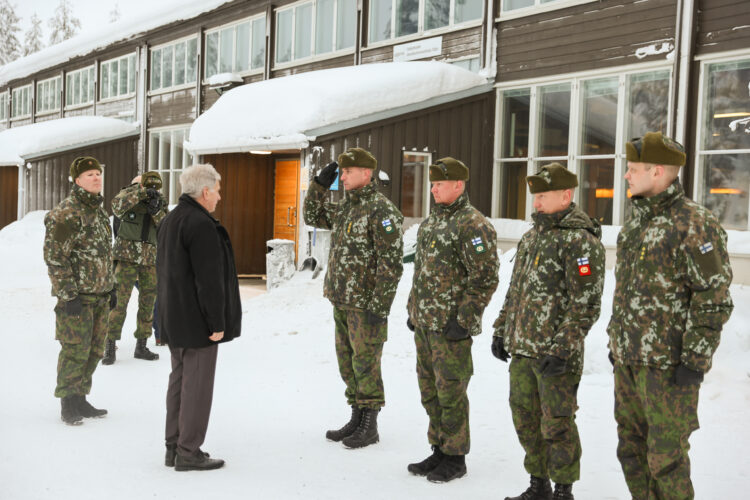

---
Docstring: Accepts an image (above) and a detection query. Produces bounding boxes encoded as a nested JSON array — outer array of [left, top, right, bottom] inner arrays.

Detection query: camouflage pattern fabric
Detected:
[[304, 180, 403, 318], [112, 183, 168, 266], [43, 184, 114, 301], [607, 180, 733, 372], [54, 294, 109, 397], [414, 327, 473, 456], [614, 364, 699, 500], [407, 192, 499, 335], [107, 261, 157, 341], [494, 202, 605, 374], [333, 307, 386, 409], [509, 356, 582, 484]]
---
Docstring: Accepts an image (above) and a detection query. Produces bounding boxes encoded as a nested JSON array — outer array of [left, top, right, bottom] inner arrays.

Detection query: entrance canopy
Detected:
[[185, 61, 489, 155]]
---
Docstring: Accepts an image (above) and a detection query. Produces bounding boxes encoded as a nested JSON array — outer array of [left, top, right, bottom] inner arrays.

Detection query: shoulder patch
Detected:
[[577, 257, 591, 276], [471, 236, 486, 254], [379, 216, 399, 241], [692, 240, 721, 277]]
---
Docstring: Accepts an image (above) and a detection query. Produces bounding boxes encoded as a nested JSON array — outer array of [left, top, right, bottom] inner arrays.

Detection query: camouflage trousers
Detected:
[[614, 364, 700, 500], [54, 294, 109, 398], [509, 356, 582, 484], [107, 261, 156, 341], [414, 327, 473, 456], [333, 307, 387, 410]]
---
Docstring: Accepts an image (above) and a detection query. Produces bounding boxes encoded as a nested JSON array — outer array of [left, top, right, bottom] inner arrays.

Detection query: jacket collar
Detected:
[[72, 184, 104, 209], [434, 192, 470, 216], [532, 203, 575, 231], [630, 179, 684, 220], [179, 193, 218, 222], [344, 180, 378, 204]]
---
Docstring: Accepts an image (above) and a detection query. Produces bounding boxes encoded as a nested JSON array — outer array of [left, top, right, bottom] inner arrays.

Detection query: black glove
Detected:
[[64, 296, 83, 315], [365, 311, 386, 326], [673, 364, 704, 386], [146, 187, 159, 199], [406, 317, 415, 332], [444, 318, 469, 341], [314, 161, 339, 188], [608, 351, 615, 366], [540, 355, 567, 377], [491, 336, 510, 362], [109, 289, 117, 310], [147, 195, 162, 215]]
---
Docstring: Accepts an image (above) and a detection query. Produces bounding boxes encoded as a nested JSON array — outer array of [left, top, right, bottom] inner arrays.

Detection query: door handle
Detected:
[[287, 207, 291, 226]]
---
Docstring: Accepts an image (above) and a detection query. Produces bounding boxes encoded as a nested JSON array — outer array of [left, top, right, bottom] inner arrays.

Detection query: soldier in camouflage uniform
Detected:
[[492, 164, 605, 500], [406, 158, 499, 483], [43, 156, 116, 425], [303, 147, 404, 449], [103, 172, 168, 364], [608, 132, 734, 500]]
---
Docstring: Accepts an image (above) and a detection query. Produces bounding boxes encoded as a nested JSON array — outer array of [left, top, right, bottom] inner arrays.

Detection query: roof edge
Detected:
[[21, 125, 141, 162]]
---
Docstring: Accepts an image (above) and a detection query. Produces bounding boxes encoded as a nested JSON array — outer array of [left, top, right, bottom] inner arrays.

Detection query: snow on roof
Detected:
[[0, 116, 140, 166], [0, 0, 232, 86], [185, 61, 489, 154]]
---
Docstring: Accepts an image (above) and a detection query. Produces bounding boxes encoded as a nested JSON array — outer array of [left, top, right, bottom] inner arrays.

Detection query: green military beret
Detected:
[[526, 163, 578, 194], [70, 156, 102, 180], [338, 147, 377, 170], [141, 171, 163, 189], [626, 131, 686, 167], [429, 157, 469, 181]]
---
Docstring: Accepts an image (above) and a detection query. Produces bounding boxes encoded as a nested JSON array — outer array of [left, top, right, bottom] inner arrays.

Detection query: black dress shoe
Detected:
[[174, 450, 224, 471]]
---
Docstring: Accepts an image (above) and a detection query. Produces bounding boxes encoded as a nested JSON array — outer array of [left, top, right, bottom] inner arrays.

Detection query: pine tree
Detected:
[[48, 0, 81, 45], [0, 0, 22, 65], [23, 13, 43, 56], [109, 3, 121, 23]]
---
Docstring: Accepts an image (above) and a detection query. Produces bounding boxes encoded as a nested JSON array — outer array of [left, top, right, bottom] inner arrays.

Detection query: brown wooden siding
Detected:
[[0, 166, 18, 229], [361, 26, 483, 65], [96, 97, 137, 120], [63, 106, 95, 118], [271, 53, 354, 78], [695, 0, 750, 55], [148, 88, 197, 129], [34, 114, 60, 123], [497, 0, 678, 83]]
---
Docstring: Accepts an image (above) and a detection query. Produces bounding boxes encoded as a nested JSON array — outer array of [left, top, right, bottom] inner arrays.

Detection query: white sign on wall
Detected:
[[393, 36, 442, 62]]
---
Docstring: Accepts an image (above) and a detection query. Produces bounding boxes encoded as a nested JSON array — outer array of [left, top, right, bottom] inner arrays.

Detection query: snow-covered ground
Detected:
[[1, 211, 748, 499]]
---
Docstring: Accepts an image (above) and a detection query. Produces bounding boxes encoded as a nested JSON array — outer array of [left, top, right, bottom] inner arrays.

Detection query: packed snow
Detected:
[[1, 211, 749, 499]]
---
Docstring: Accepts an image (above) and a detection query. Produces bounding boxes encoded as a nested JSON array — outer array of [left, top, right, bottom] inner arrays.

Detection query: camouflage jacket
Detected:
[[43, 184, 114, 301], [408, 193, 499, 335], [112, 183, 168, 266], [304, 180, 404, 318], [607, 181, 733, 372], [493, 203, 605, 373]]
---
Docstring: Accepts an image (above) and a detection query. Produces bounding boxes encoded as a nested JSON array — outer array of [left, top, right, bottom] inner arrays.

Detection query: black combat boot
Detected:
[[75, 395, 107, 418], [505, 475, 553, 500], [407, 446, 444, 476], [61, 396, 83, 426], [326, 406, 362, 442], [134, 338, 159, 360], [426, 453, 466, 483], [553, 483, 574, 500], [342, 408, 379, 449], [102, 339, 116, 365], [165, 443, 177, 467], [174, 450, 224, 471]]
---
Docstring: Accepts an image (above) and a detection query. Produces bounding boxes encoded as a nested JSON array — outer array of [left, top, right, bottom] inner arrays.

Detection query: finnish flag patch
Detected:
[[381, 218, 394, 233], [471, 236, 486, 254], [699, 242, 714, 254], [577, 256, 591, 276]]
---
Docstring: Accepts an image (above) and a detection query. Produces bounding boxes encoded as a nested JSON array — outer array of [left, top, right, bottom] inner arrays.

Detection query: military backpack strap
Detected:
[[112, 215, 121, 238]]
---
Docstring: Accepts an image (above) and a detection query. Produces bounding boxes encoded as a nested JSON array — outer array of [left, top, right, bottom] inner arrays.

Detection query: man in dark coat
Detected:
[[156, 163, 241, 471]]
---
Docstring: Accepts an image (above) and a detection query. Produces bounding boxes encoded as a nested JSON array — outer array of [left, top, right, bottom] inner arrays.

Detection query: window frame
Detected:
[[10, 84, 33, 120], [64, 65, 96, 110], [400, 151, 432, 218], [149, 34, 199, 95], [147, 125, 194, 204], [0, 91, 8, 122], [497, 0, 597, 22], [36, 75, 62, 116], [203, 14, 266, 82], [99, 52, 137, 103]]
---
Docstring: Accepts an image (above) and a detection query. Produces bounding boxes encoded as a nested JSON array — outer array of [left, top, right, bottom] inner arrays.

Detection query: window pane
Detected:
[[401, 153, 429, 217], [66, 75, 73, 105], [110, 61, 118, 97], [206, 32, 219, 78], [149, 132, 160, 170], [174, 42, 186, 85], [101, 64, 109, 99], [455, 0, 483, 23], [128, 55, 136, 93], [538, 83, 570, 156], [581, 77, 618, 155], [500, 162, 527, 219], [502, 89, 530, 158], [151, 49, 162, 89], [220, 27, 233, 73], [627, 70, 669, 140], [503, 0, 534, 10], [171, 171, 182, 204], [295, 3, 313, 59], [276, 10, 293, 63], [173, 130, 185, 170], [119, 58, 129, 95], [160, 131, 172, 170], [252, 18, 266, 69], [425, 0, 449, 31], [89, 68, 95, 101], [396, 0, 419, 37], [162, 46, 173, 89], [369, 0, 392, 43], [336, 0, 356, 50], [701, 153, 750, 229], [703, 59, 750, 151], [316, 0, 335, 54], [186, 38, 198, 82], [73, 72, 81, 105], [81, 70, 89, 103], [161, 172, 172, 204], [236, 22, 251, 72], [580, 159, 614, 225]]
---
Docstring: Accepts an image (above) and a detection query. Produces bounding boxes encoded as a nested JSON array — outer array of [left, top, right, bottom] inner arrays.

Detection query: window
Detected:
[[0, 92, 8, 121], [697, 58, 750, 230], [450, 57, 481, 73], [65, 66, 96, 107], [11, 85, 32, 119], [401, 152, 431, 217], [205, 16, 265, 79], [148, 127, 193, 204], [369, 0, 482, 44], [36, 76, 62, 114], [100, 53, 136, 100], [501, 0, 595, 16], [151, 37, 198, 91], [276, 0, 356, 65]]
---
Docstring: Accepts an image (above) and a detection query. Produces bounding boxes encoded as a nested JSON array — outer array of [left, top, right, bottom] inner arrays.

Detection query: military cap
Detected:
[[338, 147, 377, 170], [526, 163, 578, 194], [626, 131, 686, 167], [428, 157, 469, 182], [141, 171, 163, 189], [70, 156, 102, 180]]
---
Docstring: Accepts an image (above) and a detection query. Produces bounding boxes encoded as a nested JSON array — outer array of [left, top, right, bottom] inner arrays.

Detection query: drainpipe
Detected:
[[672, 0, 696, 145]]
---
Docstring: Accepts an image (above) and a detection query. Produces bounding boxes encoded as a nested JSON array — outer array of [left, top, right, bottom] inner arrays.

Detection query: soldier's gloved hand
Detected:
[[64, 296, 83, 315], [406, 317, 415, 332], [444, 318, 469, 341], [365, 311, 387, 326], [608, 351, 615, 366], [314, 161, 339, 188], [540, 355, 567, 377], [146, 187, 159, 199], [147, 196, 162, 215], [673, 364, 704, 386], [491, 336, 510, 362], [109, 289, 117, 310]]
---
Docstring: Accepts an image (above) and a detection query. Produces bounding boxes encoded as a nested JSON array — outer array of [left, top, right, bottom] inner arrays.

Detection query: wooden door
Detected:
[[0, 166, 18, 230], [273, 159, 300, 260]]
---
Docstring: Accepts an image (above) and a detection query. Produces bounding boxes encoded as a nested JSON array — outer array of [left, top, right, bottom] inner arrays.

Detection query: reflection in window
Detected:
[[500, 162, 527, 220], [701, 154, 750, 230], [581, 78, 617, 155], [628, 70, 670, 139], [502, 89, 530, 158], [276, 1, 355, 64], [424, 0, 449, 31], [37, 77, 61, 114], [148, 128, 193, 204], [101, 54, 136, 100], [295, 3, 313, 59], [369, 0, 392, 43], [455, 0, 483, 24], [579, 159, 614, 225], [205, 17, 266, 78], [370, 0, 481, 44], [395, 0, 419, 38], [401, 153, 430, 217], [538, 84, 570, 157]]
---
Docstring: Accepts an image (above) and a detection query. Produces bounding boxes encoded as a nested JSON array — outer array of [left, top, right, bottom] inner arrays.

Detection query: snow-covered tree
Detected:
[[48, 0, 81, 45], [109, 3, 121, 24], [23, 13, 43, 56], [0, 0, 22, 65]]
